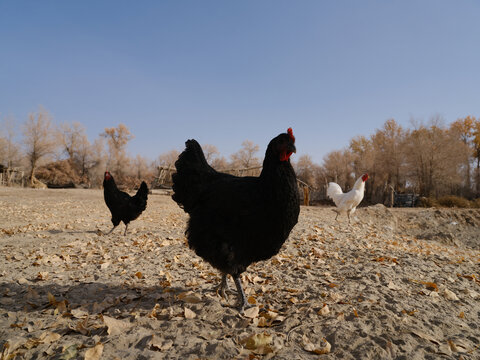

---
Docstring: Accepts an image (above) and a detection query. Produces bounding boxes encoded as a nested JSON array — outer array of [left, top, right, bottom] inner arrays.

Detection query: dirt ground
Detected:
[[1, 187, 479, 359]]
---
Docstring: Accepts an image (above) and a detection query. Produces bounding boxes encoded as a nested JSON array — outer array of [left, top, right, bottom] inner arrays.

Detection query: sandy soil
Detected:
[[1, 187, 479, 359]]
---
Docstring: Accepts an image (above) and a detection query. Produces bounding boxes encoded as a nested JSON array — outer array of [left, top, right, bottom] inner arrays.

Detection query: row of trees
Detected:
[[295, 116, 480, 204], [0, 106, 266, 188], [2, 106, 478, 202]]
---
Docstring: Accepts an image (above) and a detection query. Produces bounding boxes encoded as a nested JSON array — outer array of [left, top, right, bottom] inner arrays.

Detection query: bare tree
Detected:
[[132, 154, 152, 180], [230, 140, 260, 168], [101, 124, 134, 179], [157, 150, 180, 168], [295, 154, 320, 188], [57, 122, 87, 161], [202, 144, 219, 163], [210, 156, 229, 171], [322, 148, 354, 190], [404, 116, 463, 197], [0, 114, 21, 168], [370, 119, 407, 203], [0, 136, 5, 166], [450, 116, 475, 197], [85, 137, 107, 187], [473, 119, 480, 196], [76, 134, 93, 178], [22, 106, 59, 186], [373, 119, 405, 187]]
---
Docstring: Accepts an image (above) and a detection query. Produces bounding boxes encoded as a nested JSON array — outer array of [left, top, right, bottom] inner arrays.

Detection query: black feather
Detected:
[[103, 174, 148, 231], [172, 131, 300, 286]]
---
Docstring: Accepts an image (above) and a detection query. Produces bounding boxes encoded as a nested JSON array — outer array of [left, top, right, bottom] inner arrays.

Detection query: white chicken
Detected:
[[327, 173, 368, 223]]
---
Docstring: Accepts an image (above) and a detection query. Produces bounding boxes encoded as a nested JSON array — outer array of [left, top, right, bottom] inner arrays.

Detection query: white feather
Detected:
[[327, 175, 367, 219]]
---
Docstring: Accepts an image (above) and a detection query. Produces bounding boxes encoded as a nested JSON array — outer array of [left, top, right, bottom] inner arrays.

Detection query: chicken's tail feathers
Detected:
[[172, 139, 216, 213], [136, 181, 149, 198], [131, 181, 149, 208], [326, 182, 343, 205]]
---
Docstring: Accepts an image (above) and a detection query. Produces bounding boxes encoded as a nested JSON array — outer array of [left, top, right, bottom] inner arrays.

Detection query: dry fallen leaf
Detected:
[[54, 300, 69, 315], [257, 317, 268, 327], [177, 292, 202, 304], [60, 344, 78, 360], [149, 304, 162, 318], [256, 310, 285, 328], [84, 343, 104, 360], [71, 308, 89, 319], [422, 282, 438, 292], [444, 289, 459, 301], [148, 336, 173, 351], [302, 335, 331, 354], [102, 315, 131, 336], [39, 331, 61, 344], [448, 340, 458, 352], [184, 307, 196, 319], [70, 317, 91, 336], [244, 306, 260, 319], [387, 281, 401, 290], [48, 292, 57, 306], [318, 304, 330, 316], [402, 309, 417, 316], [37, 271, 49, 280], [252, 276, 264, 284], [242, 332, 274, 355]]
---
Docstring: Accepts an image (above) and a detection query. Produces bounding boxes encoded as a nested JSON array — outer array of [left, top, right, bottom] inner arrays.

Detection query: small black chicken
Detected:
[[172, 128, 300, 310], [103, 171, 149, 236]]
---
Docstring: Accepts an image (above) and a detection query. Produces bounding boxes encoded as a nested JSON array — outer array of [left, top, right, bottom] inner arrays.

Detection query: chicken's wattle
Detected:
[[280, 151, 293, 162]]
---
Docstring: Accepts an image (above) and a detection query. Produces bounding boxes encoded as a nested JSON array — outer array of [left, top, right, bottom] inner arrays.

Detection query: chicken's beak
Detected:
[[288, 144, 297, 154]]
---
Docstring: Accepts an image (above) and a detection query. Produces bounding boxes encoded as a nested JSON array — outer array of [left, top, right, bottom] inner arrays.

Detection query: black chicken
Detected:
[[172, 128, 300, 310], [103, 171, 149, 236]]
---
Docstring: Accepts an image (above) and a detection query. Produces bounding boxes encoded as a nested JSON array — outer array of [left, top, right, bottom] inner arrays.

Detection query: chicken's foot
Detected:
[[105, 225, 117, 235], [332, 209, 339, 222]]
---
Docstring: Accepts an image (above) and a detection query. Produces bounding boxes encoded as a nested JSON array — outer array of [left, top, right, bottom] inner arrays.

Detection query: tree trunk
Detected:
[[476, 157, 480, 196]]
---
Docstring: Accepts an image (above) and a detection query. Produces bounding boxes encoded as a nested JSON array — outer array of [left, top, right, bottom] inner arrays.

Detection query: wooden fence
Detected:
[[153, 165, 313, 205], [0, 167, 25, 187]]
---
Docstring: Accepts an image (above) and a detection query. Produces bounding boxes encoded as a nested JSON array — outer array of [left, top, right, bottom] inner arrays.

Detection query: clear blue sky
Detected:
[[1, 1, 479, 164]]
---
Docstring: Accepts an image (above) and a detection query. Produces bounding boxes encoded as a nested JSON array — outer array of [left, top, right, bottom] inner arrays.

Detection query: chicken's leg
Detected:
[[105, 225, 117, 235], [234, 276, 247, 311], [216, 273, 230, 299], [123, 224, 129, 236], [332, 209, 339, 221]]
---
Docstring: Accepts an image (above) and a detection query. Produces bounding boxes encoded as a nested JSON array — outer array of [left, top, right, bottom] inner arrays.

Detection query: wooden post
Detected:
[[303, 186, 309, 206], [389, 185, 395, 208]]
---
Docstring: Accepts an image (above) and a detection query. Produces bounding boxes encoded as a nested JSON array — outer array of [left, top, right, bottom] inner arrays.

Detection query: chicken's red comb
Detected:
[[287, 128, 295, 142]]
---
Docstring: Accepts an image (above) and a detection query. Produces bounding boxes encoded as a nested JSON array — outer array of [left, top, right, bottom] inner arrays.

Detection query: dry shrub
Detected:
[[419, 197, 438, 207], [36, 160, 81, 187], [437, 195, 471, 208], [113, 174, 154, 192], [470, 198, 480, 208]]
